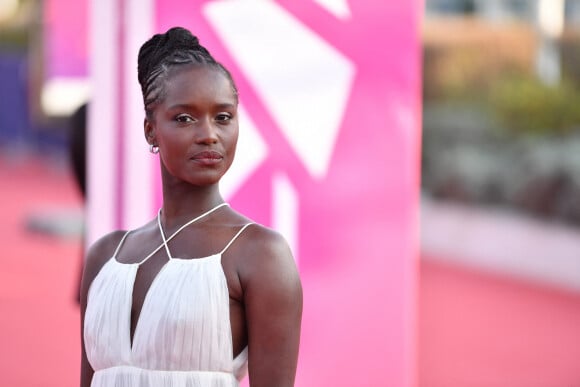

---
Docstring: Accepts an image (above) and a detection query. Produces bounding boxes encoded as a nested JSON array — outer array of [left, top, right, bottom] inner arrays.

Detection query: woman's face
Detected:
[[146, 65, 239, 187]]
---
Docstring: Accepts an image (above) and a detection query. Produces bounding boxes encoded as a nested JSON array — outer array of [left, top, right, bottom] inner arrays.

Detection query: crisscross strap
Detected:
[[158, 212, 172, 259], [149, 222, 253, 261], [219, 223, 254, 255], [141, 203, 229, 264]]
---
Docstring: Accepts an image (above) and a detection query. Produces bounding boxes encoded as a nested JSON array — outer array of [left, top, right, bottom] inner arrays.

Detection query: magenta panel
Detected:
[[155, 1, 422, 385], [44, 0, 89, 78]]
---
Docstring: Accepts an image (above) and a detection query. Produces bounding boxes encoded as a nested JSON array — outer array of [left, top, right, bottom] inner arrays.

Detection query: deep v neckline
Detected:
[[127, 255, 224, 351], [128, 258, 170, 351], [121, 203, 229, 351], [84, 206, 255, 379]]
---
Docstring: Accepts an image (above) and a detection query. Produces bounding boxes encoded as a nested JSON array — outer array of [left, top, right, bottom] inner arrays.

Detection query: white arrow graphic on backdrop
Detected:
[[205, 0, 355, 180], [313, 0, 352, 19], [205, 1, 356, 262]]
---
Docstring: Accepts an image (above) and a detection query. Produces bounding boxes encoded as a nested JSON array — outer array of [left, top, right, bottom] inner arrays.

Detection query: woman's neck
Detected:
[[161, 182, 224, 223], [158, 162, 227, 225]]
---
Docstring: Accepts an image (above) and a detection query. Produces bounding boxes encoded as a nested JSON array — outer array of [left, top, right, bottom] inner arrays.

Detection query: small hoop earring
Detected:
[[149, 144, 159, 154]]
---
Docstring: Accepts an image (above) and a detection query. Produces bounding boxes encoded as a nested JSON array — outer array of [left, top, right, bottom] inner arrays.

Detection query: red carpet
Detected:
[[0, 157, 83, 387], [1, 156, 580, 386], [419, 258, 580, 387]]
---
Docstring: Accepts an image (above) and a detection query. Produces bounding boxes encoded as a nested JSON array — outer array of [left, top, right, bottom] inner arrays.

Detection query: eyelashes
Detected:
[[174, 113, 234, 124], [175, 114, 194, 123], [216, 113, 233, 122]]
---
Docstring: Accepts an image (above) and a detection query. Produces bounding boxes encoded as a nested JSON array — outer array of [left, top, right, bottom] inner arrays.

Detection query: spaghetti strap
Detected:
[[157, 208, 172, 259], [112, 231, 131, 258], [138, 203, 230, 265], [139, 243, 166, 265], [219, 223, 254, 255]]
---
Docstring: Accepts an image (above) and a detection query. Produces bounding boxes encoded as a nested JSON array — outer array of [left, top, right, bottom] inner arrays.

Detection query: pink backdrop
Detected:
[[155, 2, 421, 385], [44, 0, 88, 78], [87, 1, 422, 386]]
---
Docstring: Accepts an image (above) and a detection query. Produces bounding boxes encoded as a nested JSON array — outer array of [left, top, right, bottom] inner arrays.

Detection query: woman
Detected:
[[80, 27, 303, 387]]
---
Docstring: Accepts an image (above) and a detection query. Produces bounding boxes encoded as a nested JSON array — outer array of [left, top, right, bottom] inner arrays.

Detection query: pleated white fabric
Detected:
[[84, 205, 251, 387]]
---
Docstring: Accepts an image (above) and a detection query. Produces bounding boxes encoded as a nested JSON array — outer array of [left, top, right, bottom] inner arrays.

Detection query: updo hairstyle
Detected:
[[137, 27, 238, 118]]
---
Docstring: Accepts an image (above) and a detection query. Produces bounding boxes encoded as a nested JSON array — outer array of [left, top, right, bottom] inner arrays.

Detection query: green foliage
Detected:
[[488, 76, 580, 135]]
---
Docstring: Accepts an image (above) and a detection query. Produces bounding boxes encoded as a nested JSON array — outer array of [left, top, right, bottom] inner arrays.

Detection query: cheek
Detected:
[[228, 131, 239, 155], [159, 136, 187, 164], [161, 131, 189, 150]]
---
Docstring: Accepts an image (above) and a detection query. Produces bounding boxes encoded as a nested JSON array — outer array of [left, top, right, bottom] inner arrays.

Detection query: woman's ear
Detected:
[[144, 118, 156, 145]]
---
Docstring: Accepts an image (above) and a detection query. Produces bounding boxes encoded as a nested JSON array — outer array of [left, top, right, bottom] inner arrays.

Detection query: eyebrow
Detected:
[[214, 102, 237, 109], [167, 102, 237, 111]]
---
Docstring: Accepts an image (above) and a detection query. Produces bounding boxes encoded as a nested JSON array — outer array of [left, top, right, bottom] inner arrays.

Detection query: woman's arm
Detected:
[[242, 229, 303, 387]]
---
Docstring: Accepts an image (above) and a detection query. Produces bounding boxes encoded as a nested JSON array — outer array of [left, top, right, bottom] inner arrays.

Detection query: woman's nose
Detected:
[[195, 118, 218, 144]]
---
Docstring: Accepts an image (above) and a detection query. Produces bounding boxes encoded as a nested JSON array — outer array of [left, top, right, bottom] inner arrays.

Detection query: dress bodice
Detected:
[[83, 204, 251, 386]]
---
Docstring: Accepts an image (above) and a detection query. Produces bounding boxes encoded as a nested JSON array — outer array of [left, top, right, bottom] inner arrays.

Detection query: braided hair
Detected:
[[137, 27, 238, 118]]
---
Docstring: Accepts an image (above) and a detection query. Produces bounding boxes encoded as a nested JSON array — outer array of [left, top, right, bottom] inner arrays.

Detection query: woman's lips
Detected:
[[191, 151, 223, 165]]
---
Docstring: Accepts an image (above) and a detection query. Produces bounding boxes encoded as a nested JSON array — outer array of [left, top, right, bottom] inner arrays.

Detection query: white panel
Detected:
[[538, 0, 565, 37], [220, 104, 268, 200], [272, 172, 299, 265], [204, 1, 355, 179], [41, 77, 91, 116], [87, 0, 119, 248], [312, 0, 351, 19], [122, 0, 155, 229], [421, 196, 580, 292]]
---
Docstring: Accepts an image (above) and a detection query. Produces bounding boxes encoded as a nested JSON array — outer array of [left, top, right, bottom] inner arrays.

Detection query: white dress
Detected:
[[84, 204, 250, 386]]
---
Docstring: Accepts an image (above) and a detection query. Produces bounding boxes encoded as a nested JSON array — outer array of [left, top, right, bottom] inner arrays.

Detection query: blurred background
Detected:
[[421, 1, 580, 386], [0, 0, 579, 386]]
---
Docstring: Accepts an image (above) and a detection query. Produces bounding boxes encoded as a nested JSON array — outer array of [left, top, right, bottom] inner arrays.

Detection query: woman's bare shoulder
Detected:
[[234, 222, 301, 288], [86, 230, 127, 265], [80, 230, 128, 299], [243, 223, 292, 257], [221, 210, 288, 255], [220, 209, 285, 258], [231, 222, 303, 385]]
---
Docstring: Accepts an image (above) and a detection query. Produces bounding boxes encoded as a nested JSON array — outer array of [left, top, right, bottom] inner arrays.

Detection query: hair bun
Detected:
[[138, 26, 237, 117], [165, 27, 200, 48], [138, 27, 211, 86]]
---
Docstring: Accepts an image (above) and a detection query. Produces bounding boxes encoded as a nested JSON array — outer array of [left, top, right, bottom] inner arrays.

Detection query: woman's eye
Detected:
[[175, 114, 193, 123], [216, 113, 232, 122]]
